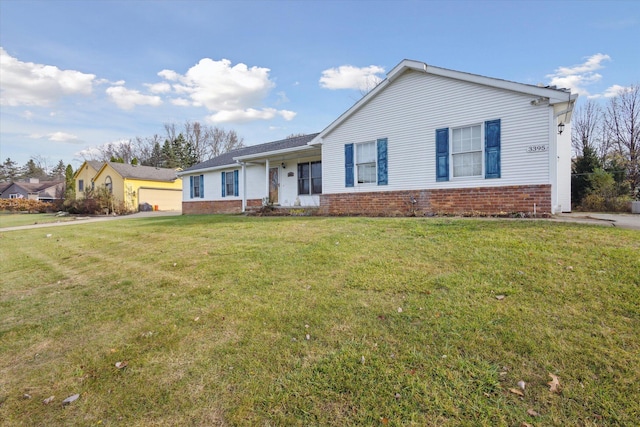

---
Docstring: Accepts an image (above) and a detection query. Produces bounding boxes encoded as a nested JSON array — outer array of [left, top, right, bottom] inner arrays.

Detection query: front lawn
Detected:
[[0, 213, 77, 228], [0, 216, 638, 426]]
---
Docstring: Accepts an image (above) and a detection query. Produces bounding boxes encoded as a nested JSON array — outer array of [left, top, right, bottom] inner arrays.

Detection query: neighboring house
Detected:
[[0, 178, 64, 202], [90, 162, 183, 211], [181, 59, 577, 216], [179, 134, 321, 214], [73, 160, 103, 197]]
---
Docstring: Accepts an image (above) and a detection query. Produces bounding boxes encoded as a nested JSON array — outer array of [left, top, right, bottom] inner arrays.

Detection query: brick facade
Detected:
[[182, 199, 262, 215], [319, 185, 552, 216]]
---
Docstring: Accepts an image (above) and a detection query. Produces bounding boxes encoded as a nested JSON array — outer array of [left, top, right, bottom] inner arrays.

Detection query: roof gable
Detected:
[[311, 59, 577, 143]]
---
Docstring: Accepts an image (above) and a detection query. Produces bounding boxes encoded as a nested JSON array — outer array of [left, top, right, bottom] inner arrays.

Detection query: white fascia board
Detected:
[[177, 165, 234, 177], [423, 64, 575, 104], [233, 145, 318, 162]]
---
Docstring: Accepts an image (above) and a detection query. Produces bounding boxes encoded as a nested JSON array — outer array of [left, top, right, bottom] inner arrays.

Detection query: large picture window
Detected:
[[298, 161, 322, 195]]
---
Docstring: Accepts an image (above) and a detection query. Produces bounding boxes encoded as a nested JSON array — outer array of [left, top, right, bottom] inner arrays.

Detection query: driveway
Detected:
[[551, 212, 640, 230]]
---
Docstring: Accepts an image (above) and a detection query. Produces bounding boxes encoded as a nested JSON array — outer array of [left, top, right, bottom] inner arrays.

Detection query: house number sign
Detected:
[[526, 144, 549, 153]]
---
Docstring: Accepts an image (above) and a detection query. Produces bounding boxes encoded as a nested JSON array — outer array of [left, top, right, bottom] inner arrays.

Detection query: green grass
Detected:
[[1, 215, 638, 426], [0, 213, 77, 228]]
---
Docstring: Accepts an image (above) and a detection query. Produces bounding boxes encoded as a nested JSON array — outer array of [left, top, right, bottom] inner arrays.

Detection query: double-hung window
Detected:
[[78, 179, 84, 192], [452, 125, 482, 178], [190, 174, 204, 198], [225, 171, 234, 197], [356, 141, 377, 184], [436, 119, 500, 182], [298, 161, 322, 195]]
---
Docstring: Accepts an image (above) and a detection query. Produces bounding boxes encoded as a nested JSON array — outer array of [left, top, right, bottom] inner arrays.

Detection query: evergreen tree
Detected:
[[50, 159, 67, 179], [65, 164, 75, 199], [0, 158, 20, 181], [571, 145, 601, 206], [21, 159, 47, 179]]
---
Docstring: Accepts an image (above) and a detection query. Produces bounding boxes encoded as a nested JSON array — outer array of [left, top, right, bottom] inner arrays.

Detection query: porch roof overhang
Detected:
[[233, 144, 320, 163]]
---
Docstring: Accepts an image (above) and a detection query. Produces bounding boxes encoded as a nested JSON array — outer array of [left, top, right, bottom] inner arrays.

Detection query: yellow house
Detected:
[[73, 160, 103, 198], [90, 162, 183, 211]]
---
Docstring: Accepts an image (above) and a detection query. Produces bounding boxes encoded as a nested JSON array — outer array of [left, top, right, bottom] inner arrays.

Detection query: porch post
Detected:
[[241, 162, 246, 212]]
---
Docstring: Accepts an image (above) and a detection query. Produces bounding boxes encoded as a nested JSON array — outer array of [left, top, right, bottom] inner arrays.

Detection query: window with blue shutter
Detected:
[[345, 143, 354, 187], [435, 128, 449, 181], [485, 119, 501, 179], [199, 174, 204, 198], [190, 176, 194, 198], [221, 171, 226, 197], [377, 138, 388, 185]]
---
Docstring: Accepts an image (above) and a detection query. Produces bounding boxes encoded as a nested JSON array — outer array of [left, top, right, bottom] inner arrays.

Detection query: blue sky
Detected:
[[1, 0, 638, 169]]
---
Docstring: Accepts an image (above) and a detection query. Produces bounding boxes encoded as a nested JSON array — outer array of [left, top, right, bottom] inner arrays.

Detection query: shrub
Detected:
[[0, 198, 51, 213]]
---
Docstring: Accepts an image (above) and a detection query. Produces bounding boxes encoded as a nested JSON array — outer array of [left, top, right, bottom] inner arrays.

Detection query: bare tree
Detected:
[[605, 84, 640, 197], [571, 100, 607, 159]]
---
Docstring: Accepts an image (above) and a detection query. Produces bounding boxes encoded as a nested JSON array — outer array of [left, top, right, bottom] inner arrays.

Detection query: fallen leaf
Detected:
[[521, 423, 533, 427], [509, 388, 524, 397], [397, 307, 403, 313], [194, 317, 200, 322], [62, 394, 80, 405], [548, 373, 561, 393], [495, 294, 506, 300], [527, 408, 540, 417], [517, 380, 526, 390], [380, 417, 389, 425], [115, 361, 128, 369], [43, 396, 55, 404], [305, 334, 310, 340]]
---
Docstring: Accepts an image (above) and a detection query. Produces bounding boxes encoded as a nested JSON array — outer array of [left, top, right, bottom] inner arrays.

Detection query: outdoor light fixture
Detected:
[[557, 122, 565, 135], [281, 162, 286, 169]]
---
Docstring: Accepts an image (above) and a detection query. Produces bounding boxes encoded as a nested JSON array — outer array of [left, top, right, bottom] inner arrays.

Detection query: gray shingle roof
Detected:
[[182, 133, 319, 173], [105, 163, 179, 182]]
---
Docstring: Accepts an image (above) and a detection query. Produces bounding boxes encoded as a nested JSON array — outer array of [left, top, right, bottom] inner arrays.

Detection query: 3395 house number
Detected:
[[526, 145, 549, 153]]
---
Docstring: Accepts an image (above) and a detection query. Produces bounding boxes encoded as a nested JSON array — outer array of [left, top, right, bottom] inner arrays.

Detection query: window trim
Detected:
[[355, 140, 377, 185], [450, 123, 483, 179]]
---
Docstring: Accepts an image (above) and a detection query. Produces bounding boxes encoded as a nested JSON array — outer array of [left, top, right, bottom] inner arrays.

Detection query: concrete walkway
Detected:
[[0, 211, 182, 232]]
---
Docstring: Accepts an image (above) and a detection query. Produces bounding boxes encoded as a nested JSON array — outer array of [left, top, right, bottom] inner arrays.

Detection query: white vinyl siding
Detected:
[[321, 70, 551, 194]]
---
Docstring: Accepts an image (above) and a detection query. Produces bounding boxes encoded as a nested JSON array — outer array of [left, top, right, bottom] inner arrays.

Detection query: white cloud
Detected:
[[74, 138, 129, 160], [157, 58, 295, 124], [106, 86, 163, 110], [546, 53, 611, 96], [208, 108, 296, 124], [319, 65, 385, 91], [602, 84, 631, 98], [28, 131, 81, 143], [49, 131, 80, 142], [145, 82, 172, 94], [0, 47, 96, 106]]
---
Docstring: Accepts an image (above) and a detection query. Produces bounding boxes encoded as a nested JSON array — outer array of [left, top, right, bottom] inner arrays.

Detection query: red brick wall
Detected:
[[182, 199, 262, 214], [319, 185, 551, 216]]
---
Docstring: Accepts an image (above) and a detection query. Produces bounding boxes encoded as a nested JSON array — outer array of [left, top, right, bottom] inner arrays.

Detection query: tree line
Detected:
[[571, 84, 639, 210], [83, 121, 244, 169]]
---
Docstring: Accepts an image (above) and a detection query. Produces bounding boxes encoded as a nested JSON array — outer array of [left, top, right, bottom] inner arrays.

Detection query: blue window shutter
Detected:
[[233, 170, 239, 196], [435, 128, 449, 181], [485, 119, 501, 179], [377, 138, 388, 185], [200, 175, 204, 198], [221, 171, 226, 197], [190, 176, 194, 198], [345, 143, 354, 187]]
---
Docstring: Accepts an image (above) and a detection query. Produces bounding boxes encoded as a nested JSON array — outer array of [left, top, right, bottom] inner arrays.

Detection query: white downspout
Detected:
[[549, 108, 558, 214], [265, 158, 270, 202]]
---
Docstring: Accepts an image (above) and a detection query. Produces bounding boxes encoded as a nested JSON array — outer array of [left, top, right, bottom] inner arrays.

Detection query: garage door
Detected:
[[138, 188, 182, 211]]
